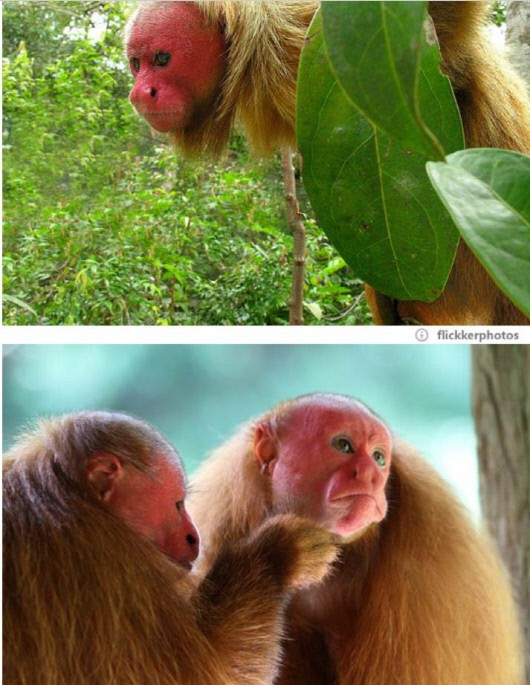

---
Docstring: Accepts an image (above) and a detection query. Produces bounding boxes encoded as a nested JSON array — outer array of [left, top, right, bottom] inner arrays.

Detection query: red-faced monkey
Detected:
[[3, 410, 338, 685], [125, 2, 530, 324], [189, 393, 524, 685]]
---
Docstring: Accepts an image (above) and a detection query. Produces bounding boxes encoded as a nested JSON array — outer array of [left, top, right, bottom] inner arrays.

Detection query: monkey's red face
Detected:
[[256, 400, 392, 539], [108, 458, 200, 569], [127, 3, 227, 133]]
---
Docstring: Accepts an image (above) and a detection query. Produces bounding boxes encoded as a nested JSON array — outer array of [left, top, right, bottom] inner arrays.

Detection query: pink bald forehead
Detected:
[[128, 2, 212, 47], [276, 395, 392, 448]]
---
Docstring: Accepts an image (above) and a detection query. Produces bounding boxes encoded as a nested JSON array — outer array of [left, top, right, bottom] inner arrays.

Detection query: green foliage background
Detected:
[[2, 0, 368, 325]]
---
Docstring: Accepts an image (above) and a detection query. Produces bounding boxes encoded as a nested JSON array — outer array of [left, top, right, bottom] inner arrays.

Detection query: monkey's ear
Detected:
[[86, 453, 123, 503], [254, 422, 277, 475]]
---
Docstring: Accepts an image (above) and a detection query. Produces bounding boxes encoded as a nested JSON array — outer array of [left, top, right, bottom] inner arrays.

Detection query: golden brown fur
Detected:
[[3, 411, 337, 685], [189, 398, 524, 685], [127, 1, 530, 325]]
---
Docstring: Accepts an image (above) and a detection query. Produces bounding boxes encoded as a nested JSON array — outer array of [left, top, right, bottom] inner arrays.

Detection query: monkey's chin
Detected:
[[143, 111, 188, 133], [330, 495, 382, 538]]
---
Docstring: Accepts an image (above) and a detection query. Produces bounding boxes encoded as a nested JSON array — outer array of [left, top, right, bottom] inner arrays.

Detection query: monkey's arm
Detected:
[[194, 515, 337, 685]]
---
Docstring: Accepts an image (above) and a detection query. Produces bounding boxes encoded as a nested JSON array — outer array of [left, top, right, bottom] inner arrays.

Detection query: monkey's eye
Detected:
[[175, 500, 184, 512], [130, 57, 140, 73], [154, 51, 171, 67], [372, 450, 387, 468], [331, 436, 354, 454]]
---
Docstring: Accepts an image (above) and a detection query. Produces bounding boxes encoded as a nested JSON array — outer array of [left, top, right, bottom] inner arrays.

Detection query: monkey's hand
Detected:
[[195, 514, 336, 681], [246, 514, 339, 590], [197, 514, 338, 626]]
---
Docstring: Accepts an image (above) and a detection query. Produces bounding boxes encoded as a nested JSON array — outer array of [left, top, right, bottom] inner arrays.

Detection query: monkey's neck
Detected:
[[291, 525, 380, 626]]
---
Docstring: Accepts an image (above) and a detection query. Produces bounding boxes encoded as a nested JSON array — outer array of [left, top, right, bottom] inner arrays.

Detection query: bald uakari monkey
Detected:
[[125, 1, 530, 326], [189, 393, 524, 685], [3, 410, 338, 685]]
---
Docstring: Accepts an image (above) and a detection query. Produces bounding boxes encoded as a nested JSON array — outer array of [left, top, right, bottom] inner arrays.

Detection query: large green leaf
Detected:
[[322, 1, 462, 158], [427, 149, 530, 317], [297, 9, 463, 301]]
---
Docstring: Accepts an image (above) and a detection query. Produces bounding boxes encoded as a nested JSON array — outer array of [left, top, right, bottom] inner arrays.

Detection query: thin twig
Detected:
[[326, 292, 364, 322], [282, 149, 306, 325]]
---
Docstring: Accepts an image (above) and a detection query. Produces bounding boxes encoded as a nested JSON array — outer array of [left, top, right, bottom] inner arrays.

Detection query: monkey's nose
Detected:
[[130, 83, 158, 107]]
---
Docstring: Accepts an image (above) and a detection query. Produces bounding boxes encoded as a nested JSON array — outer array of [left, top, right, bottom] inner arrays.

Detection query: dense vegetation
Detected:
[[2, 0, 369, 325]]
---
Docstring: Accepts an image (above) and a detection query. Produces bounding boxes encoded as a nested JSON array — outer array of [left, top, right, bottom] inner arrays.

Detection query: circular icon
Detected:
[[415, 328, 429, 342]]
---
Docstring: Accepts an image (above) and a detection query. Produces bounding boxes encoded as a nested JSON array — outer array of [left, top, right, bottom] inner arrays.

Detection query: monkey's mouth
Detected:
[[143, 112, 178, 133], [330, 493, 376, 505], [330, 494, 386, 526], [329, 493, 382, 520], [141, 110, 188, 133], [165, 555, 193, 571]]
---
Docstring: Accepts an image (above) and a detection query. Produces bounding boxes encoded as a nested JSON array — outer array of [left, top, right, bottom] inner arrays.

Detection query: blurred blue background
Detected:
[[2, 344, 478, 512]]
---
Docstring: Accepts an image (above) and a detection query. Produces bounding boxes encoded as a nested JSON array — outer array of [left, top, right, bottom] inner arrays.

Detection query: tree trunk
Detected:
[[472, 345, 530, 684], [506, 0, 530, 93]]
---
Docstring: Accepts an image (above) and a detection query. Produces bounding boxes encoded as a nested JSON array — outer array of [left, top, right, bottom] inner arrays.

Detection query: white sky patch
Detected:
[[65, 12, 107, 43], [489, 22, 506, 48], [429, 416, 480, 518]]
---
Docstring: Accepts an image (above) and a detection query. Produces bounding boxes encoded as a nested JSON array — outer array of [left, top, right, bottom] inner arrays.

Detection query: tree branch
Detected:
[[282, 150, 306, 325]]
